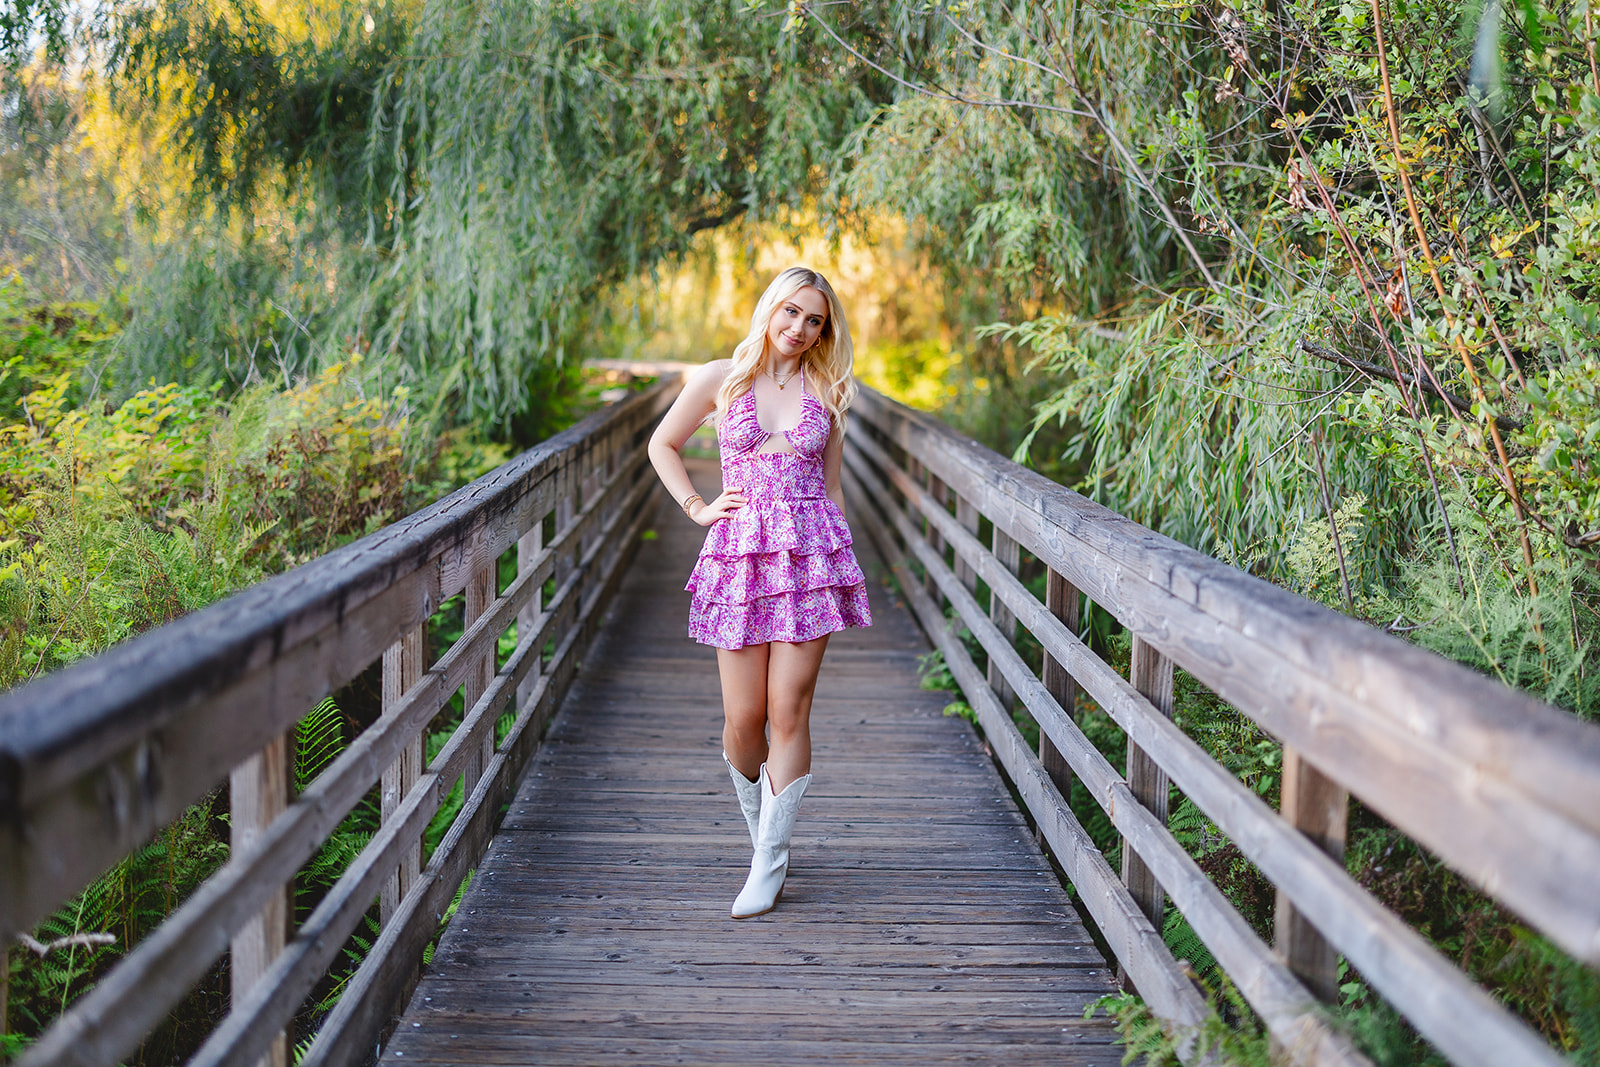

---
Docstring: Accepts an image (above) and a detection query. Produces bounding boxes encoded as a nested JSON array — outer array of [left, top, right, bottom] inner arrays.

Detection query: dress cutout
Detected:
[[685, 371, 873, 650]]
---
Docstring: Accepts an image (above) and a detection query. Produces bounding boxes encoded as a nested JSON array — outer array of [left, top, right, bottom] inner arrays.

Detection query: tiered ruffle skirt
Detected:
[[686, 491, 872, 650]]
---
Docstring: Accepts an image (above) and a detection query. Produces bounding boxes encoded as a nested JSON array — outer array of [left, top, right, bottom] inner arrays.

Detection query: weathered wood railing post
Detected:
[[1040, 568, 1080, 801], [381, 626, 425, 923], [581, 441, 600, 559], [229, 735, 292, 1067], [516, 513, 544, 715], [1122, 636, 1174, 979], [555, 459, 579, 643], [463, 538, 496, 791], [925, 474, 948, 603], [954, 494, 979, 595], [1276, 747, 1349, 1003], [905, 456, 927, 581], [988, 528, 1018, 710]]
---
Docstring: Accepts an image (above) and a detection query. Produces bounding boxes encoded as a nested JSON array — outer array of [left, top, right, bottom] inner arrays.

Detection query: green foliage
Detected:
[[0, 278, 111, 419], [1520, 355, 1600, 546], [20, 0, 895, 434], [6, 0, 1599, 1061], [1387, 529, 1598, 719], [105, 0, 415, 215], [1494, 931, 1600, 1058], [0, 76, 131, 301], [0, 351, 427, 682], [420, 871, 474, 968], [1087, 976, 1275, 1066]]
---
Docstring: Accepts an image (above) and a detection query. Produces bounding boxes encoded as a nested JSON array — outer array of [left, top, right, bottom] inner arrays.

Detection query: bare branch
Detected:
[[1298, 339, 1523, 432]]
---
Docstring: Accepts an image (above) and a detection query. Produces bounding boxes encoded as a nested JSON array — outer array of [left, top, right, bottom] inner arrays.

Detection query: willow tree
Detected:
[[4, 0, 889, 435], [334, 0, 884, 435], [811, 0, 1599, 629]]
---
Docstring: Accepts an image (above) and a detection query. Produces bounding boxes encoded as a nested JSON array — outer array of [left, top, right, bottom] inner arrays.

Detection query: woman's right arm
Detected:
[[647, 362, 745, 526]]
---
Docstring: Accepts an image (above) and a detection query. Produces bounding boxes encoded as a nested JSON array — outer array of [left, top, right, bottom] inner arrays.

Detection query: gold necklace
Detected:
[[768, 366, 798, 390]]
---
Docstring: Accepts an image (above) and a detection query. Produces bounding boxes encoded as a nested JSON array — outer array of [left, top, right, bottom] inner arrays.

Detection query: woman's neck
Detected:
[[766, 353, 803, 380]]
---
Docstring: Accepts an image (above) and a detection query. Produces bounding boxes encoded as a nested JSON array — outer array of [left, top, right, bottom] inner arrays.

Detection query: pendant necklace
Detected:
[[768, 365, 798, 390]]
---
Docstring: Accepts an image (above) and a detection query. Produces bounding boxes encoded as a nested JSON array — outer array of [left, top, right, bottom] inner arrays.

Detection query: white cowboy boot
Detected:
[[731, 765, 811, 919], [724, 752, 761, 846]]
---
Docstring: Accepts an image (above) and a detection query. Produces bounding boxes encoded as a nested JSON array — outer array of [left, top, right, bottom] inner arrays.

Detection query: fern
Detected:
[[1162, 909, 1217, 981], [1491, 930, 1600, 1061], [422, 871, 476, 968], [295, 696, 345, 791], [7, 798, 226, 1041], [917, 648, 957, 691], [1089, 973, 1281, 1067], [309, 912, 382, 1016]]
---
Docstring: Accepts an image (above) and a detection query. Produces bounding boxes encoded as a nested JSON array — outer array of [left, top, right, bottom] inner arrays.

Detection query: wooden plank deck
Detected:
[[382, 460, 1123, 1065]]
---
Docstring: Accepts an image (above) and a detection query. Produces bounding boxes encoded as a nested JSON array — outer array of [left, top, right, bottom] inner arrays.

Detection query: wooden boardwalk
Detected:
[[382, 460, 1122, 1065]]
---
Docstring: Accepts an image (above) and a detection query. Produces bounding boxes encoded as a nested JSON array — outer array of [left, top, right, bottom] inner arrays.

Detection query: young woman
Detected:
[[647, 267, 872, 918]]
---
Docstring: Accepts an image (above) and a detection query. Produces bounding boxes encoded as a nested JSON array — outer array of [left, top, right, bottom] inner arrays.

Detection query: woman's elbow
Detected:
[[647, 432, 676, 463]]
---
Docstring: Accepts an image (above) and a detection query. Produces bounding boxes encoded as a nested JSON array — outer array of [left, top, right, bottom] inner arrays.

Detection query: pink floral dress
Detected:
[[685, 375, 873, 650]]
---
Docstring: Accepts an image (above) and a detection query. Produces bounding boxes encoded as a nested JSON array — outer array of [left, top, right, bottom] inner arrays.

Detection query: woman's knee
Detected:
[[723, 710, 766, 742], [765, 701, 810, 743]]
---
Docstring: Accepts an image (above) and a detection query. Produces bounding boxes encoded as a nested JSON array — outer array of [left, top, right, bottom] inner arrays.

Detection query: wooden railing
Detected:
[[841, 386, 1600, 1067], [0, 376, 683, 1067], [6, 371, 1598, 1067]]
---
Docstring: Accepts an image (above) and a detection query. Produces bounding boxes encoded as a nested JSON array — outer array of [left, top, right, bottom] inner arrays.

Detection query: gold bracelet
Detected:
[[679, 493, 703, 515]]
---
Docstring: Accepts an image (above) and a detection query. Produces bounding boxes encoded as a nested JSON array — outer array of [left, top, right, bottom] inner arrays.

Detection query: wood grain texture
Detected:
[[381, 458, 1123, 1066], [989, 527, 1019, 710], [197, 459, 663, 1067], [1275, 747, 1348, 1005], [382, 626, 426, 925], [1041, 569, 1080, 802], [845, 467, 1216, 1060], [10, 399, 672, 1067], [295, 471, 659, 1067], [228, 735, 291, 1067], [1123, 638, 1173, 937]]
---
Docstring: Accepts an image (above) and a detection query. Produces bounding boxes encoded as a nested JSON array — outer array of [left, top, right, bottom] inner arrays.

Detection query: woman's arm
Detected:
[[822, 419, 847, 518], [648, 362, 745, 526]]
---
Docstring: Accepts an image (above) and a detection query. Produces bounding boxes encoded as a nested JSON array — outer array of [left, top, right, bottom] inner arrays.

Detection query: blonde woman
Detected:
[[648, 267, 872, 918]]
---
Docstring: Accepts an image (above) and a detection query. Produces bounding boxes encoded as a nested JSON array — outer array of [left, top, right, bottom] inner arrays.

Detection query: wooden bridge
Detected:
[[3, 373, 1599, 1066]]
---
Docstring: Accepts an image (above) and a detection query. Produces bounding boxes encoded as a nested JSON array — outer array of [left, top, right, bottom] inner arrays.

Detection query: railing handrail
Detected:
[[843, 385, 1600, 1067], [0, 375, 683, 1065]]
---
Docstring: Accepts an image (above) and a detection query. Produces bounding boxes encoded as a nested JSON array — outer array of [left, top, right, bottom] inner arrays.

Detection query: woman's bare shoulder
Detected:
[[680, 359, 732, 398], [697, 359, 734, 382]]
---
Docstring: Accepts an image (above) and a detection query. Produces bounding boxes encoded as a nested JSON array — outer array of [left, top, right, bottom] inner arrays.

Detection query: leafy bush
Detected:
[[0, 351, 421, 682]]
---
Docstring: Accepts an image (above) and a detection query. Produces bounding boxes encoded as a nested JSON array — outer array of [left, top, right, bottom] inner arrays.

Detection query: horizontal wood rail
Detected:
[[0, 376, 683, 1066], [842, 386, 1600, 1067]]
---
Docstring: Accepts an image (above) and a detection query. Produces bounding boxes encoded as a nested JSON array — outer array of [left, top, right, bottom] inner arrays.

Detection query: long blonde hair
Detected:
[[715, 267, 857, 426]]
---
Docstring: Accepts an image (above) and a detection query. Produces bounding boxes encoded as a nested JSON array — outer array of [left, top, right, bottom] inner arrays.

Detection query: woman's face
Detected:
[[765, 286, 829, 360]]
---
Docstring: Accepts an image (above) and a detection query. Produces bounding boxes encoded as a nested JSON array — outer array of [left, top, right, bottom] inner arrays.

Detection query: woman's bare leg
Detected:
[[764, 635, 830, 790], [717, 643, 770, 781]]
